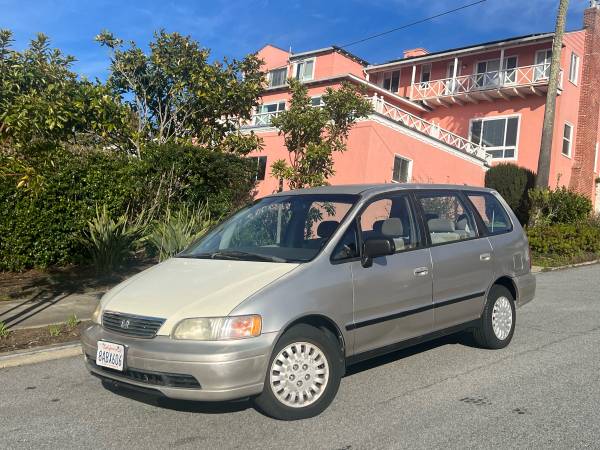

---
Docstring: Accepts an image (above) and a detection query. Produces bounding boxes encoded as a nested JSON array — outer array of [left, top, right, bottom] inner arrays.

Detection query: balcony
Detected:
[[410, 64, 562, 106]]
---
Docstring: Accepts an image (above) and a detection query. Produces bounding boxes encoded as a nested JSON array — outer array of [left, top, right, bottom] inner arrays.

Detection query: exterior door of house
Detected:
[[535, 49, 552, 80]]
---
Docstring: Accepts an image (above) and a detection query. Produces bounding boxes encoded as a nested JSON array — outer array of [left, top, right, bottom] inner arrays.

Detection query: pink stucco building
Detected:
[[244, 5, 600, 211]]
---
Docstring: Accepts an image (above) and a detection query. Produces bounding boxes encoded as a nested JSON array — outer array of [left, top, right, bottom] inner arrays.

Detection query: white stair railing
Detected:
[[369, 95, 489, 161]]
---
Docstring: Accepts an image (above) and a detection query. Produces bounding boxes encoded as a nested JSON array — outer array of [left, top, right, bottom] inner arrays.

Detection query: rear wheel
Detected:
[[253, 324, 343, 420], [473, 285, 516, 349]]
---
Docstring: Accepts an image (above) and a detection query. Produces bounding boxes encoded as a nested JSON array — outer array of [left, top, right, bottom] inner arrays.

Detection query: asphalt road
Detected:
[[2, 265, 599, 449]]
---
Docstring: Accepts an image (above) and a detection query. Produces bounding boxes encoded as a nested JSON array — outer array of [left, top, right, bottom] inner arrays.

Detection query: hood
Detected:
[[101, 257, 299, 335]]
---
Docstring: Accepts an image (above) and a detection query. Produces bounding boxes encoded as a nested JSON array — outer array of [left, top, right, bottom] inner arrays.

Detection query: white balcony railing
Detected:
[[369, 95, 489, 161], [411, 64, 560, 101], [252, 111, 283, 126]]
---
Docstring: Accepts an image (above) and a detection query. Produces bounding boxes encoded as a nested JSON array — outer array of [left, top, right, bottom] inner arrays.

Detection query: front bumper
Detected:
[[81, 324, 277, 401], [514, 272, 536, 308]]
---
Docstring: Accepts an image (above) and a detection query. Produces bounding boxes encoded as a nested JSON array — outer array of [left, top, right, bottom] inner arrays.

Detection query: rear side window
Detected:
[[467, 192, 512, 234], [417, 192, 477, 245]]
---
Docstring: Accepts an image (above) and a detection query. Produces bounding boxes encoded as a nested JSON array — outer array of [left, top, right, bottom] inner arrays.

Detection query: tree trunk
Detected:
[[536, 0, 570, 188]]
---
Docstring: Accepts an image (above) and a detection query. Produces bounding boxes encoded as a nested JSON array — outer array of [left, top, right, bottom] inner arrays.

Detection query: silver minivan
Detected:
[[82, 184, 535, 420]]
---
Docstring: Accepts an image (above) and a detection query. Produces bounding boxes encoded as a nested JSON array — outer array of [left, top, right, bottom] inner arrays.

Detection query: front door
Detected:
[[415, 191, 493, 331], [350, 193, 433, 355]]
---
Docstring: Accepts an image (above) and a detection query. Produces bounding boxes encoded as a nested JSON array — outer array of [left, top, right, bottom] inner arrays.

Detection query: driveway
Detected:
[[1, 264, 599, 449]]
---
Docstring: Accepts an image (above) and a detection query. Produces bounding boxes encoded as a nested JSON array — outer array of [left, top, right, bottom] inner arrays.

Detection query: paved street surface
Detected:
[[1, 265, 599, 449]]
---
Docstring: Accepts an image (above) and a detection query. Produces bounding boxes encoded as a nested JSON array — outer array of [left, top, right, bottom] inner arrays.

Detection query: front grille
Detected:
[[102, 311, 165, 338], [87, 355, 200, 388]]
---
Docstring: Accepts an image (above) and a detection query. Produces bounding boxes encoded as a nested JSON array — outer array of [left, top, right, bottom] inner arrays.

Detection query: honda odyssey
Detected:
[[82, 184, 535, 420]]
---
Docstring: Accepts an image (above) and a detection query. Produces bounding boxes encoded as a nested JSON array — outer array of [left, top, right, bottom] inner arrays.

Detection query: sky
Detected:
[[0, 0, 590, 80]]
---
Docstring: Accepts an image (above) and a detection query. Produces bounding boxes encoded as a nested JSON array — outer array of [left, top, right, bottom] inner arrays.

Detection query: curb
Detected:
[[0, 342, 82, 369], [532, 258, 600, 274]]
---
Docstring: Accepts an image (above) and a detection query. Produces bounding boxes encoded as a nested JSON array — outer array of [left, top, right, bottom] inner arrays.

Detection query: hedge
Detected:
[[484, 163, 536, 225], [527, 223, 600, 257], [0, 143, 256, 270]]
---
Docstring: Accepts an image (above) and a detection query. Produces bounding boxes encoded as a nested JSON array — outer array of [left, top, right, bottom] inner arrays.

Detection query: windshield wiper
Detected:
[[179, 250, 287, 263]]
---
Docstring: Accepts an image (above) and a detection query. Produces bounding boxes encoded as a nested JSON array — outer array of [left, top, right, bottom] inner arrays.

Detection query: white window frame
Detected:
[[310, 96, 323, 107], [535, 49, 552, 81], [391, 154, 413, 183], [268, 67, 288, 88], [293, 58, 315, 82], [473, 56, 518, 87], [562, 122, 574, 158], [594, 143, 598, 174], [468, 114, 521, 160], [569, 52, 580, 85], [420, 63, 432, 83], [254, 100, 286, 126], [379, 69, 401, 93]]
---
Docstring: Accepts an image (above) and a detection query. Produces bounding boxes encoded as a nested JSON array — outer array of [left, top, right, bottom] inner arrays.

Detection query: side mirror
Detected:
[[361, 238, 395, 268]]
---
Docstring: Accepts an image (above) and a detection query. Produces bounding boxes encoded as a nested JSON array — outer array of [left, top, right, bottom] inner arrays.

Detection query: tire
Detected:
[[253, 324, 344, 420], [473, 285, 516, 349]]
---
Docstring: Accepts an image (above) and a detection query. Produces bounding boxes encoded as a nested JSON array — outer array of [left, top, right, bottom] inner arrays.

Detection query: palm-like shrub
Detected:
[[81, 205, 144, 273], [146, 205, 214, 262]]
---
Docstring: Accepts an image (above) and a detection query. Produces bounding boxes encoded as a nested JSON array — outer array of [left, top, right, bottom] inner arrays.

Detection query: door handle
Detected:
[[480, 253, 492, 261], [414, 267, 429, 276]]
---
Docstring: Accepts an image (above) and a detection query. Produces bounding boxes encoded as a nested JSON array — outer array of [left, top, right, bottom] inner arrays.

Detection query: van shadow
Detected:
[[100, 381, 253, 414], [345, 331, 477, 376]]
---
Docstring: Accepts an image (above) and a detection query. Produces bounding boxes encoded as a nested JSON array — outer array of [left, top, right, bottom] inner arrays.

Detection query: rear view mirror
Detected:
[[361, 238, 395, 268]]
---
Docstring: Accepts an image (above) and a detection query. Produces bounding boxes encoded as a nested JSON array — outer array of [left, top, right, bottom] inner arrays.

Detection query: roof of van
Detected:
[[267, 184, 494, 197]]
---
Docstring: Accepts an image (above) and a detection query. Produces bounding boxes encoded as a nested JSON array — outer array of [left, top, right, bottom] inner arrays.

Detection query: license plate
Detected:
[[96, 341, 125, 371]]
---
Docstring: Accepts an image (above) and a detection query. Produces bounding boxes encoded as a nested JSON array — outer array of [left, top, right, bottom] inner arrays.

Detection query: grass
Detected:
[[66, 313, 79, 330], [48, 324, 62, 337], [532, 252, 600, 269], [0, 321, 9, 339]]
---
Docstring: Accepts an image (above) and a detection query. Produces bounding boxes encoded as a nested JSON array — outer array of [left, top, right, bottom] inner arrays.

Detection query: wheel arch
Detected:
[[279, 314, 347, 360], [490, 276, 518, 302]]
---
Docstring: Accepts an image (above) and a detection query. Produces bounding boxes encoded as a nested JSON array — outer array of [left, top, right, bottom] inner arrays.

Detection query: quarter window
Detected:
[[562, 123, 573, 157], [470, 116, 519, 159], [392, 155, 411, 183], [294, 59, 314, 81], [417, 192, 477, 244], [569, 52, 580, 85], [467, 193, 512, 234], [331, 222, 359, 261], [268, 68, 288, 87], [360, 195, 420, 253]]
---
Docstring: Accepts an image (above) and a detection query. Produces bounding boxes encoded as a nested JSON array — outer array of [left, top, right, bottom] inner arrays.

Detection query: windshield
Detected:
[[179, 194, 358, 263]]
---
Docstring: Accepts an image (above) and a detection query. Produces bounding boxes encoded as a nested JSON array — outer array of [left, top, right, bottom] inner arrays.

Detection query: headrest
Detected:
[[382, 217, 403, 237], [372, 220, 385, 234], [317, 220, 339, 239], [456, 214, 469, 230], [428, 218, 456, 233]]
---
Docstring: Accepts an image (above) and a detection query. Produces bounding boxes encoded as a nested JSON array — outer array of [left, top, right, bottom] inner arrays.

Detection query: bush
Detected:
[[484, 163, 536, 225], [527, 223, 600, 257], [145, 205, 214, 262], [528, 187, 592, 227], [0, 143, 256, 270]]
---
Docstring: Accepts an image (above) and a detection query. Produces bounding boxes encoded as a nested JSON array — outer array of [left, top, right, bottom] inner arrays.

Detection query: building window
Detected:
[[248, 156, 268, 181], [268, 68, 287, 87], [294, 59, 314, 81], [310, 96, 323, 107], [475, 56, 517, 87], [569, 52, 580, 85], [392, 155, 411, 183], [420, 64, 431, 83], [381, 70, 400, 92], [535, 49, 552, 80], [254, 101, 285, 126], [562, 123, 573, 157], [470, 116, 519, 159]]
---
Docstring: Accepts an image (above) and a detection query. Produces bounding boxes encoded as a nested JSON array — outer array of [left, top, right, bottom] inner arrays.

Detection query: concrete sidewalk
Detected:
[[0, 290, 102, 329]]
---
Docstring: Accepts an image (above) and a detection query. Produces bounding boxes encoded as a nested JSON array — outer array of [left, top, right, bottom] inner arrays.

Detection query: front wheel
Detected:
[[253, 324, 343, 420], [472, 285, 516, 349]]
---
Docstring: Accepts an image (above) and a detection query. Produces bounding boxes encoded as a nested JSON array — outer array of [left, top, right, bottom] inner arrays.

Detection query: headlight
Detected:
[[172, 315, 262, 341], [91, 304, 102, 324]]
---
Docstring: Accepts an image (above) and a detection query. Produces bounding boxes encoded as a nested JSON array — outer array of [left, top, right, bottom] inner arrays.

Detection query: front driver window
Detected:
[[359, 195, 420, 253]]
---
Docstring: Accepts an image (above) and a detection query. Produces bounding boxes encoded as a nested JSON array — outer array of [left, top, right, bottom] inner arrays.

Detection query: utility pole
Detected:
[[536, 0, 570, 188]]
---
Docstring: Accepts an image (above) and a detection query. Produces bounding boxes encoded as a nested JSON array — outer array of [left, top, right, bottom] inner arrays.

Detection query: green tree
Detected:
[[96, 30, 264, 156], [0, 30, 132, 150], [270, 79, 372, 190]]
